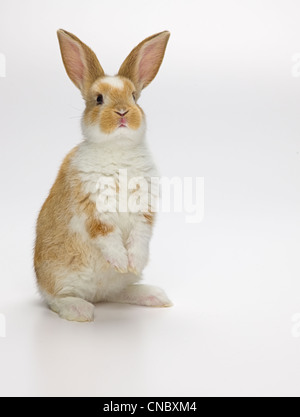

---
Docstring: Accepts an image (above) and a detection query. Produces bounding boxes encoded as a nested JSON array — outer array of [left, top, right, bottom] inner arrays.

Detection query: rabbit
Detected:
[[34, 29, 172, 322]]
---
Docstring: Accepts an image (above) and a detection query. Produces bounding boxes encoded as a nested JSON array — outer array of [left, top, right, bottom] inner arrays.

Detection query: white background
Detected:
[[0, 0, 300, 397]]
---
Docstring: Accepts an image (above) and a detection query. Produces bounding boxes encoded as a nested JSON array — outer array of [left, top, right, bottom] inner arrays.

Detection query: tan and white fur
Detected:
[[34, 29, 172, 321]]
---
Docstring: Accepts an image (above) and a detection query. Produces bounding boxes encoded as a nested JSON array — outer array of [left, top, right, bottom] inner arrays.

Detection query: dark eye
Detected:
[[96, 94, 104, 105], [132, 92, 136, 102]]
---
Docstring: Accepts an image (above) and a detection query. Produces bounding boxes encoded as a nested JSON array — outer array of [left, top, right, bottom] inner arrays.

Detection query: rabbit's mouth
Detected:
[[119, 117, 128, 128]]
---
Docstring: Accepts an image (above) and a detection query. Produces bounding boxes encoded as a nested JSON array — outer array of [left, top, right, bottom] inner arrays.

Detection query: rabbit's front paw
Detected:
[[128, 247, 149, 276], [104, 246, 129, 273]]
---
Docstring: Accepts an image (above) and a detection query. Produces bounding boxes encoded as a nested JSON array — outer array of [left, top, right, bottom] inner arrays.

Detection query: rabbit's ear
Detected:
[[118, 31, 170, 96], [57, 29, 105, 94]]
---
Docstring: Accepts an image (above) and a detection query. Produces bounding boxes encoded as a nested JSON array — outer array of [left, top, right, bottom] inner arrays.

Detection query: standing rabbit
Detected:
[[34, 29, 172, 321]]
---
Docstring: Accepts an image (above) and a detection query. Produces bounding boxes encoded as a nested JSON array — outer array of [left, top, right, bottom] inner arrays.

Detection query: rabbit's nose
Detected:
[[115, 110, 129, 117]]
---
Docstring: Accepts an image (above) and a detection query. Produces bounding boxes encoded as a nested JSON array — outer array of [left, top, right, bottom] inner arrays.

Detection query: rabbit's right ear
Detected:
[[57, 29, 105, 95]]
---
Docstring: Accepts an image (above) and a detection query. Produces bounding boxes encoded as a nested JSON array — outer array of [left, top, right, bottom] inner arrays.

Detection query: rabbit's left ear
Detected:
[[118, 31, 170, 97]]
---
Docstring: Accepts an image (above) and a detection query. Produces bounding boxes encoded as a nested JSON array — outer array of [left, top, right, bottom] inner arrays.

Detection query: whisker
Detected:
[[69, 105, 83, 112]]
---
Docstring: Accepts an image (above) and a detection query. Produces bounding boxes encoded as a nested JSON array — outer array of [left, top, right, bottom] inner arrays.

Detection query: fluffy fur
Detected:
[[34, 30, 171, 321]]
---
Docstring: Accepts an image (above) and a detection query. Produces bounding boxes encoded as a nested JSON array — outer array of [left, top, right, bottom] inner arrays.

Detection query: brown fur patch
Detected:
[[86, 218, 114, 239], [34, 147, 114, 295], [83, 198, 114, 238], [143, 211, 155, 226]]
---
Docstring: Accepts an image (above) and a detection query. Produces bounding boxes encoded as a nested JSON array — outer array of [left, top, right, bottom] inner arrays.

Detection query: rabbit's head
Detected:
[[57, 30, 170, 144]]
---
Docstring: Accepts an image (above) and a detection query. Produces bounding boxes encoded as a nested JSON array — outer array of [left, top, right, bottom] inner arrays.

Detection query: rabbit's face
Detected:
[[57, 29, 170, 143], [82, 76, 145, 142]]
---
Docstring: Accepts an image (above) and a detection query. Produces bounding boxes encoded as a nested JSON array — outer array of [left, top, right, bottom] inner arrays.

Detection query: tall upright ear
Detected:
[[57, 29, 105, 96], [118, 31, 170, 97]]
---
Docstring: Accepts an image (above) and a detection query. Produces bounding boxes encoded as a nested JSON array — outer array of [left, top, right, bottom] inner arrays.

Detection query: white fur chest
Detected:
[[72, 140, 158, 228]]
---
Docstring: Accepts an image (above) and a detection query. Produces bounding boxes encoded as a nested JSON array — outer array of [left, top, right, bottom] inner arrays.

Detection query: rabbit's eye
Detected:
[[132, 93, 136, 102], [96, 94, 104, 105]]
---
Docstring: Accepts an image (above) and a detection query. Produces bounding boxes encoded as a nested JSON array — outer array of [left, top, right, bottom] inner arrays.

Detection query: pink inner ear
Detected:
[[139, 40, 163, 85], [63, 39, 85, 87]]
